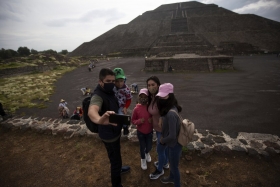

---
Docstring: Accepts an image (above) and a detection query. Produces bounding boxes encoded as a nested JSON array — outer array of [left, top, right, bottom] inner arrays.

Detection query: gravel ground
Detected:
[[15, 55, 280, 138]]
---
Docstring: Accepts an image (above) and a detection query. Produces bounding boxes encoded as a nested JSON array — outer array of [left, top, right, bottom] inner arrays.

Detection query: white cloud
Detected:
[[233, 0, 280, 13], [0, 0, 279, 52]]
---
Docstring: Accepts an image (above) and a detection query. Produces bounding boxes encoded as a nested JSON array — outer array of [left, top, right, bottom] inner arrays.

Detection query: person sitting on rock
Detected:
[[81, 87, 91, 96], [58, 99, 70, 118], [71, 106, 83, 120]]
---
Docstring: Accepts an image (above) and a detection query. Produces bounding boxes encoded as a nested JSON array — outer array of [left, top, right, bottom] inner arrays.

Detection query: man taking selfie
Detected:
[[88, 68, 130, 187]]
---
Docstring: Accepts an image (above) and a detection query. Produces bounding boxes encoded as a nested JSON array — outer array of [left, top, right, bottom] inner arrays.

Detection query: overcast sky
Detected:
[[1, 0, 279, 52]]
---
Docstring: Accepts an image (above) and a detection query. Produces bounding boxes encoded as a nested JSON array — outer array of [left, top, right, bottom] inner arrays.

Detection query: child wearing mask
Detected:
[[113, 68, 133, 135], [131, 88, 153, 170]]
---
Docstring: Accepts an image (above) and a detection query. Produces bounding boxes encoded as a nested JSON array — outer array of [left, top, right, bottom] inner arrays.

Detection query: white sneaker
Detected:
[[145, 153, 151, 162], [141, 159, 147, 170]]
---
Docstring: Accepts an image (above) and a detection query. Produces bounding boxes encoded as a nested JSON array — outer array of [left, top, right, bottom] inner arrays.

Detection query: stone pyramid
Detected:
[[68, 1, 280, 57]]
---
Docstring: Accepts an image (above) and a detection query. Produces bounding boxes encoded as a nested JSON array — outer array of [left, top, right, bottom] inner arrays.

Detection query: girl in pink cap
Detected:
[[156, 83, 182, 187], [131, 88, 153, 170]]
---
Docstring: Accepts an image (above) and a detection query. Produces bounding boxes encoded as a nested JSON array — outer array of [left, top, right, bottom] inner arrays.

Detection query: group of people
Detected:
[[57, 86, 92, 119], [88, 67, 183, 187], [58, 99, 84, 120]]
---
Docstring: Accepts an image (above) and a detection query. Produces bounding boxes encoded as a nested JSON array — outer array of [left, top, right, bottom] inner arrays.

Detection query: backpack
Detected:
[[82, 95, 112, 133], [82, 96, 98, 133], [170, 110, 195, 147]]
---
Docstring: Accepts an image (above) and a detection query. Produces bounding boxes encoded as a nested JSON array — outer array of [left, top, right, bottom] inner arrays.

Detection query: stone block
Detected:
[[247, 148, 259, 157], [201, 137, 215, 146], [239, 139, 248, 145], [213, 136, 226, 143], [263, 141, 280, 151]]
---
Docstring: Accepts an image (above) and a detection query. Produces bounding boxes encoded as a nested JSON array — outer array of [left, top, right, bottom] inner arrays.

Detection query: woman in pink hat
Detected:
[[131, 88, 153, 170], [156, 83, 182, 187]]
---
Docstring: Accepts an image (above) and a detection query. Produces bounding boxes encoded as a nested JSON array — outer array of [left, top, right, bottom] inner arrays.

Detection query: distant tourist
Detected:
[[81, 87, 91, 96], [58, 99, 69, 118], [168, 65, 173, 72], [70, 106, 83, 120], [131, 83, 139, 94], [88, 60, 95, 71]]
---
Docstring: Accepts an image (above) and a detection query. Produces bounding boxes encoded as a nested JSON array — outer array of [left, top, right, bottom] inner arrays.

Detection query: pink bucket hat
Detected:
[[139, 88, 149, 96], [156, 83, 174, 97]]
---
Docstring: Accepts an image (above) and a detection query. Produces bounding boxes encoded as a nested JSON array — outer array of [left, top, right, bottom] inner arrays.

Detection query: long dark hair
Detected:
[[157, 93, 182, 116], [146, 76, 161, 109]]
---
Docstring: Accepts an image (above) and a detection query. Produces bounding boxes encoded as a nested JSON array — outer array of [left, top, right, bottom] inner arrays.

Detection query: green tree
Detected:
[[59, 50, 68, 55], [0, 48, 18, 59], [31, 49, 38, 54], [17, 46, 31, 56], [43, 49, 57, 54]]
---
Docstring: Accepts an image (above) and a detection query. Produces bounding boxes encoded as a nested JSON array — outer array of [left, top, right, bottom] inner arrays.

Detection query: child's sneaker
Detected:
[[154, 161, 169, 169], [149, 169, 164, 179], [145, 153, 151, 162], [141, 159, 147, 170]]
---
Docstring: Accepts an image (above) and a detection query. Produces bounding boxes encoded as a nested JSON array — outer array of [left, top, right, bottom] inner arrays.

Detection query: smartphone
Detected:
[[109, 114, 131, 125]]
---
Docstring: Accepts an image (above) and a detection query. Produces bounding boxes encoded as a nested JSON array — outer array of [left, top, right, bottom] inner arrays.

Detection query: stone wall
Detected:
[[145, 56, 233, 72], [0, 65, 56, 78], [1, 116, 279, 158]]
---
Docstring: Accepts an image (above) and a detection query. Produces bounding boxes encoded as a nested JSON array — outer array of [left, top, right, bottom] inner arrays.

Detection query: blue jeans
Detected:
[[137, 130, 153, 159], [156, 131, 168, 171], [168, 142, 182, 187], [102, 137, 122, 187]]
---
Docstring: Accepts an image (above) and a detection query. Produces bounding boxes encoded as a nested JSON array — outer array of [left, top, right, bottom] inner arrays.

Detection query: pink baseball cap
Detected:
[[139, 88, 149, 96], [156, 83, 174, 97]]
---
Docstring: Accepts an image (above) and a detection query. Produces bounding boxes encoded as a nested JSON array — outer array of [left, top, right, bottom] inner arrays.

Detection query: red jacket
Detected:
[[132, 104, 153, 134]]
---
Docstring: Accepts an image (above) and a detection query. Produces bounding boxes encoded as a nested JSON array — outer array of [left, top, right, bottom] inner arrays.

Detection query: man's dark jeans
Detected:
[[103, 136, 122, 187]]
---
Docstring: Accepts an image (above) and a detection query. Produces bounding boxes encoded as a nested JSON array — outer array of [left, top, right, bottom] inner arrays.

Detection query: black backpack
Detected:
[[82, 96, 98, 133], [82, 95, 110, 133]]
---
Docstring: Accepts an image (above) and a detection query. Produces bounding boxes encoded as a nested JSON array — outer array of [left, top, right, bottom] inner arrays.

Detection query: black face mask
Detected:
[[103, 82, 115, 93], [139, 98, 148, 105], [157, 99, 168, 109]]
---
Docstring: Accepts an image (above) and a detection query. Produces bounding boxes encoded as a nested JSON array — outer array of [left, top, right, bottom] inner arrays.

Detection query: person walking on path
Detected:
[[156, 83, 182, 187], [131, 88, 153, 170], [88, 68, 130, 187], [146, 76, 169, 180]]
